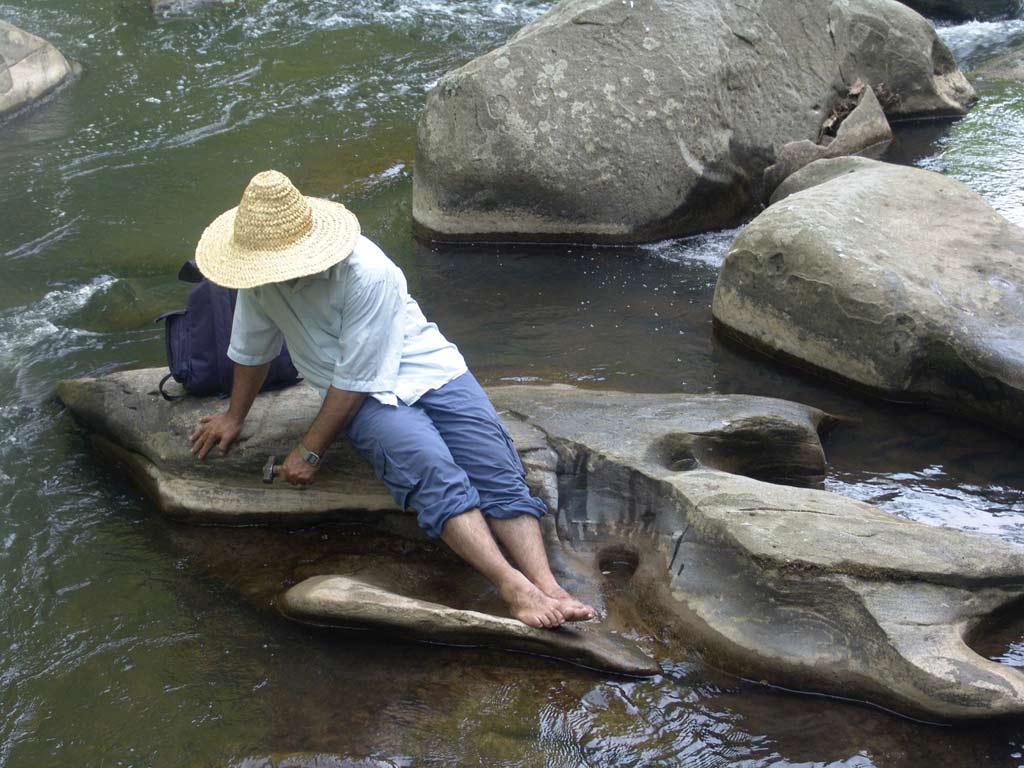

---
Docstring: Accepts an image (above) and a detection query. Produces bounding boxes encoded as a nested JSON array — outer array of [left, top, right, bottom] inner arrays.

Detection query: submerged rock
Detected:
[[413, 0, 974, 244], [280, 575, 660, 676], [60, 369, 1024, 718], [713, 157, 1024, 438], [0, 21, 75, 119], [897, 0, 1022, 20], [972, 39, 1024, 82]]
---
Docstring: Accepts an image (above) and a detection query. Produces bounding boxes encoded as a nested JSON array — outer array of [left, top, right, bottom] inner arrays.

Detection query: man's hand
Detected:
[[190, 412, 243, 460], [280, 446, 320, 486]]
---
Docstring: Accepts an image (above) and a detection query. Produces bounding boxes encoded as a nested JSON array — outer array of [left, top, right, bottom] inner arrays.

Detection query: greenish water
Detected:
[[1, 2, 1024, 765]]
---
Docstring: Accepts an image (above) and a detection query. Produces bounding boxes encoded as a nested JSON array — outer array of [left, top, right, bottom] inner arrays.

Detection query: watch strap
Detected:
[[298, 443, 321, 466]]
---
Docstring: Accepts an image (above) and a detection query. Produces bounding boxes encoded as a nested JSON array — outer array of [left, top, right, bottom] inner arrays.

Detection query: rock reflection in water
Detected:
[[155, 516, 1024, 768]]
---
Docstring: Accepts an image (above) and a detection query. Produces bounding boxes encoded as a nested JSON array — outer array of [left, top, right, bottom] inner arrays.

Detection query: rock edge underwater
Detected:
[[58, 369, 1024, 720]]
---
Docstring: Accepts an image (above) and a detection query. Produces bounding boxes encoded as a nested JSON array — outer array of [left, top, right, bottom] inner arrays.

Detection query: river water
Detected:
[[1, 1, 1023, 765]]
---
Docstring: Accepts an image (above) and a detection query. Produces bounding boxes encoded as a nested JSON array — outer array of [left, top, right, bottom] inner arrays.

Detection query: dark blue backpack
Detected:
[[156, 261, 301, 401]]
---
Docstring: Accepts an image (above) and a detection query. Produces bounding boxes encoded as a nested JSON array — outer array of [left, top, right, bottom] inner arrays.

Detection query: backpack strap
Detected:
[[158, 372, 186, 402]]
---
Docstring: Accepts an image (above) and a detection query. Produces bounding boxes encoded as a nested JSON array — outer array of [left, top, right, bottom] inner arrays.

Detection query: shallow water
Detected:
[[1, 1, 1024, 765]]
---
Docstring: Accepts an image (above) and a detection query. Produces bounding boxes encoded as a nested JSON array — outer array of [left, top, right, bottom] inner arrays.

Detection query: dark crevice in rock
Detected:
[[648, 419, 831, 487]]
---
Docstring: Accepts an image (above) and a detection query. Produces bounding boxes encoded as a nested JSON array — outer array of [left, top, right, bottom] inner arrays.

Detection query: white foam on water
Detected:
[[2, 218, 81, 261], [640, 227, 741, 270], [360, 162, 408, 191], [0, 276, 115, 363], [937, 18, 1024, 68], [314, 0, 552, 31]]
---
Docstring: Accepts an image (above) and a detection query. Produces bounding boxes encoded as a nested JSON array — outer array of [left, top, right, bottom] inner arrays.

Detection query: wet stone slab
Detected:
[[58, 369, 1024, 719], [279, 575, 660, 676]]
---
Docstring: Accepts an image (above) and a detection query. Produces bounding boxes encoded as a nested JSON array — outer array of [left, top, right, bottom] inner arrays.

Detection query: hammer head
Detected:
[[262, 455, 278, 484]]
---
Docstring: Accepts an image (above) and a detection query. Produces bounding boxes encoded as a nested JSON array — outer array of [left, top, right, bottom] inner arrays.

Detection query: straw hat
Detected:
[[195, 170, 360, 289]]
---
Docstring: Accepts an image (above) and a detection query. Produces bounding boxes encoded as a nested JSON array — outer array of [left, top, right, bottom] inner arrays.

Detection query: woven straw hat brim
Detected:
[[195, 197, 360, 289]]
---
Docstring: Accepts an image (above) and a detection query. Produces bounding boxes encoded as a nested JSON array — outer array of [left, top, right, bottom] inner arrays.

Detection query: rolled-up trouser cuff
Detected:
[[481, 495, 547, 521], [419, 485, 482, 539]]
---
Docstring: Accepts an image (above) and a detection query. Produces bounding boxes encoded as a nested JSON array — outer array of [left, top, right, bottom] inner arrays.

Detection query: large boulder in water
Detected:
[[413, 0, 975, 244], [0, 21, 75, 119], [713, 157, 1024, 437], [58, 369, 1024, 718], [896, 0, 1022, 20]]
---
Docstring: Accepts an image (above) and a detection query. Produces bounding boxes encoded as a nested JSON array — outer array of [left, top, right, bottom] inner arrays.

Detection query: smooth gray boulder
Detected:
[[713, 157, 1024, 438], [0, 21, 75, 118], [59, 368, 1024, 718], [413, 0, 975, 244], [897, 0, 1022, 19], [280, 575, 660, 676]]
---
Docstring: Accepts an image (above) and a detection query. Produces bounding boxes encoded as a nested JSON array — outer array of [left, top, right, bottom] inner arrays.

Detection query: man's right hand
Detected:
[[190, 412, 243, 460]]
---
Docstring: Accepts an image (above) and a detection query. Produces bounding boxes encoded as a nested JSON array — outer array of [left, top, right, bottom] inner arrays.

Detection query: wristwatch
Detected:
[[298, 443, 321, 466]]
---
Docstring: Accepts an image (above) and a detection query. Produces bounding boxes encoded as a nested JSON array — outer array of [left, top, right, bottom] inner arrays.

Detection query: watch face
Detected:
[[304, 453, 320, 466]]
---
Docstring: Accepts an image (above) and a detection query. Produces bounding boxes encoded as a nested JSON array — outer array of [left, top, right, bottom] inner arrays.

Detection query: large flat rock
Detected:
[[0, 21, 75, 119], [280, 575, 660, 676], [413, 0, 974, 243], [713, 157, 1024, 438], [59, 369, 1024, 718]]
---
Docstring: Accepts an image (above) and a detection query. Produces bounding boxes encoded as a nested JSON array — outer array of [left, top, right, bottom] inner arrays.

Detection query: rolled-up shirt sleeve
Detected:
[[332, 272, 405, 393], [227, 288, 283, 366]]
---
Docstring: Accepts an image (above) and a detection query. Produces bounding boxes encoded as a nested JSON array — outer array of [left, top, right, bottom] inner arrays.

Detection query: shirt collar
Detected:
[[288, 267, 334, 294]]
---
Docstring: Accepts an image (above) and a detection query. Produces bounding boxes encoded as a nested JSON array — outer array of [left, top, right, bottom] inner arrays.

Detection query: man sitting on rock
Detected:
[[187, 170, 594, 629]]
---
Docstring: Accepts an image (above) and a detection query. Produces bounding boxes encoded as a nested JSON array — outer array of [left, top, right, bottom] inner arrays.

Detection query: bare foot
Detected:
[[542, 584, 597, 622], [499, 574, 566, 629]]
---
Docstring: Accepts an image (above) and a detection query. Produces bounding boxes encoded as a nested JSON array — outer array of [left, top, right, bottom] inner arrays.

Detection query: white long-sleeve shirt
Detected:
[[227, 235, 467, 405]]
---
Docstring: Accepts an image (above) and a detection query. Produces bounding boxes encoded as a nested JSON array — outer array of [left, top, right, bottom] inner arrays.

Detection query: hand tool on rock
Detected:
[[262, 455, 280, 484]]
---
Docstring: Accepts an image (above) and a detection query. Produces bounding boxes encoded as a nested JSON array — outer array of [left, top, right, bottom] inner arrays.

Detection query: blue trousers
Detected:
[[346, 371, 548, 538]]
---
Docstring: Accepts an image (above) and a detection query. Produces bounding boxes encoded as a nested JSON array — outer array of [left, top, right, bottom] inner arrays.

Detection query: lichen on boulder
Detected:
[[413, 0, 975, 243]]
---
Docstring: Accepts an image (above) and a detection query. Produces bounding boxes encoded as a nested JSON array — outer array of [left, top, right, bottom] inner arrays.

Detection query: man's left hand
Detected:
[[281, 447, 320, 486]]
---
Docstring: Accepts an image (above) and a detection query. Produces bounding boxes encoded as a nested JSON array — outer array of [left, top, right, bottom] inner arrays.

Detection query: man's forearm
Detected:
[[301, 386, 367, 456], [227, 362, 271, 423]]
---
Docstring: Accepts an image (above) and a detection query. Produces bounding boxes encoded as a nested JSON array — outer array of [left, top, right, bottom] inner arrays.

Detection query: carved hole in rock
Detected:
[[651, 418, 826, 487], [598, 544, 640, 583], [963, 595, 1024, 668]]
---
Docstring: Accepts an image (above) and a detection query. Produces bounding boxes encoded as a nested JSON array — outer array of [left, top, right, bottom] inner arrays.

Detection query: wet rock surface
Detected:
[[412, 0, 974, 243], [713, 157, 1024, 439], [59, 369, 1024, 718], [762, 85, 893, 197], [972, 38, 1024, 82], [0, 20, 75, 118], [280, 575, 660, 676]]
